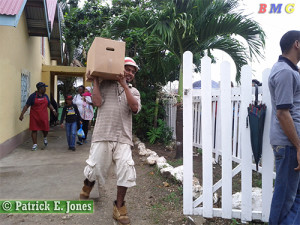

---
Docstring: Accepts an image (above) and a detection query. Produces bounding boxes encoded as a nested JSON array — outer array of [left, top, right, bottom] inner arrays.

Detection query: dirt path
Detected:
[[0, 127, 193, 225]]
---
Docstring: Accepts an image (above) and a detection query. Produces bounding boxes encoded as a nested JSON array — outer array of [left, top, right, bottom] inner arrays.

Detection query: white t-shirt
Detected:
[[73, 94, 94, 120]]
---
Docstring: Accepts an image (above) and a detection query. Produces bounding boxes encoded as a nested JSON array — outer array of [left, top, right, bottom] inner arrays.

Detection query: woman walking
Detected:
[[73, 85, 93, 144], [19, 82, 57, 150]]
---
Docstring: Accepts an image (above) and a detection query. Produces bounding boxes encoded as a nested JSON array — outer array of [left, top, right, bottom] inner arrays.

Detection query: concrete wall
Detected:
[[0, 12, 51, 147]]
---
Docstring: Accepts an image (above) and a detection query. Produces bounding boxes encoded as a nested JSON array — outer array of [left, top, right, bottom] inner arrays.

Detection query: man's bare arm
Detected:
[[87, 72, 102, 107], [19, 105, 29, 121], [117, 73, 139, 113]]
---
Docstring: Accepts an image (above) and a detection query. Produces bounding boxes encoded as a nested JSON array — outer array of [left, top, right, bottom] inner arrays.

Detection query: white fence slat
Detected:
[[212, 101, 218, 162], [172, 100, 177, 139], [201, 55, 213, 217], [215, 99, 221, 162], [232, 101, 239, 157], [198, 102, 202, 146], [240, 65, 253, 221], [220, 61, 232, 218], [212, 101, 216, 150], [237, 104, 242, 158], [193, 103, 197, 144], [183, 51, 194, 215], [261, 68, 273, 222], [164, 97, 177, 139]]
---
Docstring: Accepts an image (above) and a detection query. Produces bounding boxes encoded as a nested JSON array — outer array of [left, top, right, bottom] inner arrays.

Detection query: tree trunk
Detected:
[[175, 103, 183, 159], [153, 94, 159, 128], [175, 57, 184, 159]]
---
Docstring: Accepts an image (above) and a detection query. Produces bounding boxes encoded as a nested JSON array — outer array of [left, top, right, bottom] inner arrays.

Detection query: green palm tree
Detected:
[[111, 0, 265, 157], [111, 0, 265, 97]]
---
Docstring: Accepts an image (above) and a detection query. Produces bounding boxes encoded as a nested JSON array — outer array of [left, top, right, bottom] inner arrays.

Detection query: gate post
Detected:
[[220, 61, 232, 218], [183, 51, 194, 214], [261, 69, 273, 221], [201, 55, 213, 217], [240, 65, 253, 222]]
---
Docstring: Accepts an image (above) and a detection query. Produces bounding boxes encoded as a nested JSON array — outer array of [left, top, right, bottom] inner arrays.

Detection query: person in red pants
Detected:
[[19, 82, 57, 150]]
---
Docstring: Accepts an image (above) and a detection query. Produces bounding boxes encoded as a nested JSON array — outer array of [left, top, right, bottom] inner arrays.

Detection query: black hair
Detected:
[[78, 85, 85, 90], [280, 30, 300, 54]]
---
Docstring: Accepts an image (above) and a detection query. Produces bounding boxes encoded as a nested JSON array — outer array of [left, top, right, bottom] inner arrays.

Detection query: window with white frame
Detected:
[[21, 70, 30, 111]]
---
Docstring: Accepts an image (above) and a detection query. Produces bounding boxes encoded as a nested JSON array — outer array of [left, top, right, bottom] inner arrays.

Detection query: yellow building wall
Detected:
[[0, 12, 52, 144]]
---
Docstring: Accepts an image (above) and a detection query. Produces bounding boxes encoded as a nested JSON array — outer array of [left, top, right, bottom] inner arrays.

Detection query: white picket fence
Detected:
[[183, 51, 274, 222], [163, 96, 177, 139]]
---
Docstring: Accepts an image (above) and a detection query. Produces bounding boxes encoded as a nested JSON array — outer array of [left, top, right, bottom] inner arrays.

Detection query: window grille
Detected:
[[21, 71, 30, 111]]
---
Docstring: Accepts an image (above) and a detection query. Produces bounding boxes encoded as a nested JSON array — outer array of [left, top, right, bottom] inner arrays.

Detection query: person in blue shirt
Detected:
[[268, 30, 300, 225]]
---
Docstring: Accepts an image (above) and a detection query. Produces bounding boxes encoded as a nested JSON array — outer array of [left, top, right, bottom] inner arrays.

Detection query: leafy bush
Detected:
[[147, 119, 173, 145], [133, 90, 173, 145]]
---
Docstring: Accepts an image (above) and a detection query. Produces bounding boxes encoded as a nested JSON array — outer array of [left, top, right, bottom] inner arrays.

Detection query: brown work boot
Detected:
[[113, 201, 131, 225], [79, 179, 95, 200]]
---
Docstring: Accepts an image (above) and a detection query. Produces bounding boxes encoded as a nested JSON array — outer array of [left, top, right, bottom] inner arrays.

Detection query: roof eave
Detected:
[[0, 0, 27, 27]]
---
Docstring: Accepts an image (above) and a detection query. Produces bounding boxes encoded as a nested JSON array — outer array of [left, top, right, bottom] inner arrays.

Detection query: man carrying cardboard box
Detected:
[[80, 57, 141, 225]]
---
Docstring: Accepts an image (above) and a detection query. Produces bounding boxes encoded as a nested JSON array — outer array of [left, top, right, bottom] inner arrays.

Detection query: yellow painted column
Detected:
[[54, 75, 58, 101], [41, 71, 51, 119], [42, 71, 51, 97]]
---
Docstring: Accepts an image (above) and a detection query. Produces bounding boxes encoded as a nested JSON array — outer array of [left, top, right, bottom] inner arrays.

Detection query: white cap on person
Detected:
[[124, 57, 139, 72]]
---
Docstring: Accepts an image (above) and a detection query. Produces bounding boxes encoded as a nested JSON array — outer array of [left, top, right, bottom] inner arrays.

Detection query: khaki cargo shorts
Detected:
[[83, 141, 136, 188]]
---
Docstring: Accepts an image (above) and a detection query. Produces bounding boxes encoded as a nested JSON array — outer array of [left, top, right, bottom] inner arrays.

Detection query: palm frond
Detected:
[[202, 36, 249, 81]]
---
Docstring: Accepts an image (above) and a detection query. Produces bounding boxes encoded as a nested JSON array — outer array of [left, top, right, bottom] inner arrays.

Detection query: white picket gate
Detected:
[[183, 51, 275, 222]]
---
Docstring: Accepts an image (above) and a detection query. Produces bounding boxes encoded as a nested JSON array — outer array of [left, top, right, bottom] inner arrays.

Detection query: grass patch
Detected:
[[252, 171, 262, 188], [167, 158, 183, 167], [163, 192, 181, 208], [151, 203, 167, 211], [151, 203, 167, 224]]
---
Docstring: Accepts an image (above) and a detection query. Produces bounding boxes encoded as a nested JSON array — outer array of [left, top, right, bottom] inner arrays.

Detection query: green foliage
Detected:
[[57, 77, 77, 100], [111, 0, 266, 94], [167, 159, 183, 167], [62, 1, 178, 144], [133, 88, 173, 145], [253, 172, 262, 188], [197, 148, 202, 155], [147, 127, 161, 145], [146, 119, 173, 145], [163, 192, 181, 207], [63, 0, 112, 64], [177, 186, 183, 195], [231, 218, 241, 225]]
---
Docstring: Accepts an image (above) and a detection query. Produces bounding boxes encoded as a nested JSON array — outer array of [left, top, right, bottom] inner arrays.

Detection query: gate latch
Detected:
[[184, 88, 191, 95]]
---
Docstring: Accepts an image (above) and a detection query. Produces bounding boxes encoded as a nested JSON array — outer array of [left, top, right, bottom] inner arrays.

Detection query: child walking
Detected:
[[60, 95, 82, 151]]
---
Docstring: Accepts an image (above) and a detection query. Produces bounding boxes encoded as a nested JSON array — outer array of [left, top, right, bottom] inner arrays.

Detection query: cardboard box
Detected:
[[86, 37, 125, 80]]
